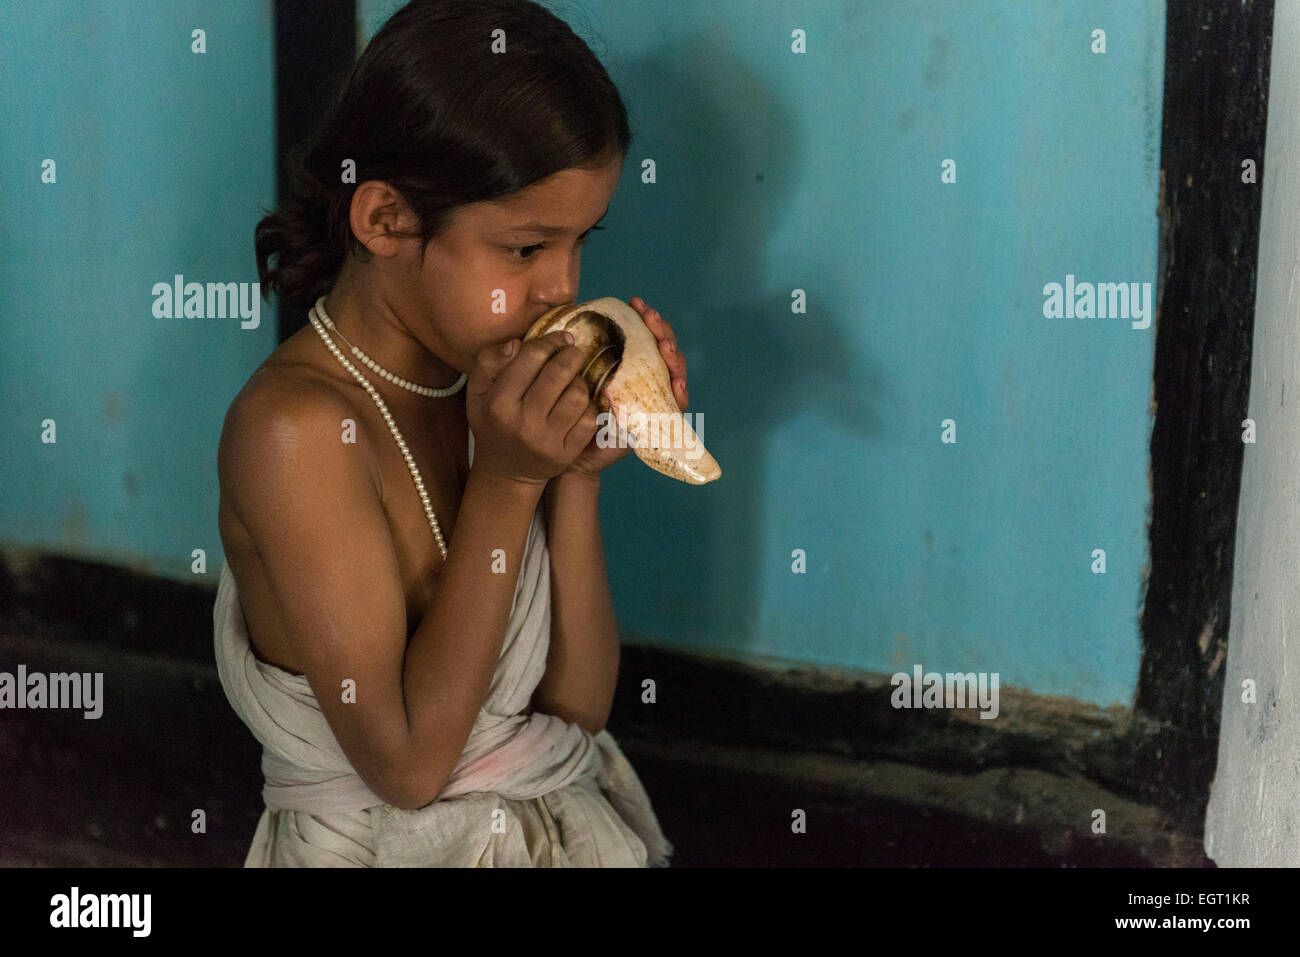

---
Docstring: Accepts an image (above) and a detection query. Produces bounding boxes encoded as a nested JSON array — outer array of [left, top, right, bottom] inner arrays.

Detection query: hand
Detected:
[[561, 297, 690, 480], [465, 330, 601, 487]]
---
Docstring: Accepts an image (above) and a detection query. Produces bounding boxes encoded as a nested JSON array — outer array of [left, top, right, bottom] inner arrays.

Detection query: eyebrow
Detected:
[[503, 205, 610, 237]]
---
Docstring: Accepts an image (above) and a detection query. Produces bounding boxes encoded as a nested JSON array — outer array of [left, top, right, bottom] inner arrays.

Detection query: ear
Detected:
[[349, 180, 417, 257]]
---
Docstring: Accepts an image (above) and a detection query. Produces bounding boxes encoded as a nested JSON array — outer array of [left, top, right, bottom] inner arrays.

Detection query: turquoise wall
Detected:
[[0, 0, 276, 574], [1, 1, 1164, 709], [362, 0, 1165, 707]]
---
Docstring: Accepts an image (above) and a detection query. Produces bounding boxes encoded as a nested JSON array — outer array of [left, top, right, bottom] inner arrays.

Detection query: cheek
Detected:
[[420, 255, 530, 350], [459, 303, 524, 359]]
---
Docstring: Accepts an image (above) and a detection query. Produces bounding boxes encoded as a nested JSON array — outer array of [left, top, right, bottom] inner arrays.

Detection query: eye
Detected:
[[504, 225, 604, 262], [505, 243, 545, 262]]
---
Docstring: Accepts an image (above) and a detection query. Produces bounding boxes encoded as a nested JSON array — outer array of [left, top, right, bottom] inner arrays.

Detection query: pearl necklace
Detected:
[[308, 298, 451, 559], [313, 296, 468, 397]]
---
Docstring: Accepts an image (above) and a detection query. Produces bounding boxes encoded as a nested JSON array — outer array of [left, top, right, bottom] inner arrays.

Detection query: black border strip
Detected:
[[1135, 0, 1274, 827], [272, 0, 356, 343]]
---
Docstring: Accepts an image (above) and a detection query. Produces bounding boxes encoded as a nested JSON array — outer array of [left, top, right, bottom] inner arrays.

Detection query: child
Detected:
[[213, 0, 685, 867]]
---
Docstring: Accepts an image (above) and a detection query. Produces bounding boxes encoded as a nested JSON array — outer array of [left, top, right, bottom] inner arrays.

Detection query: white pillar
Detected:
[[1203, 0, 1300, 866]]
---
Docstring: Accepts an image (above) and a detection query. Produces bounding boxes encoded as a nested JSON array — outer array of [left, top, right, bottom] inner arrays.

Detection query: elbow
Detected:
[[365, 773, 420, 812], [572, 712, 607, 736], [383, 754, 455, 811], [348, 745, 443, 811], [380, 707, 484, 809], [383, 778, 442, 812]]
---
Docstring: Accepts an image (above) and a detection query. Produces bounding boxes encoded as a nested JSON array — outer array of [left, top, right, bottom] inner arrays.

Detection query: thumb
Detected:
[[471, 337, 519, 388]]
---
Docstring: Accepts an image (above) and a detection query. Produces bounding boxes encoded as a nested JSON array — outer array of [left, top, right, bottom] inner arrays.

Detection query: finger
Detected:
[[631, 305, 688, 386], [492, 330, 576, 405], [521, 337, 588, 422], [631, 298, 672, 337], [629, 300, 689, 409], [642, 305, 670, 331], [660, 335, 684, 370], [547, 373, 593, 428], [470, 337, 520, 393], [656, 324, 678, 349], [630, 300, 679, 350], [646, 309, 679, 350], [563, 399, 601, 454]]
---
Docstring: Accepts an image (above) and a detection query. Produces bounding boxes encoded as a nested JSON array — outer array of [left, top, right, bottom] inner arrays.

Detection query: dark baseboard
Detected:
[[610, 643, 1208, 835], [0, 546, 220, 664]]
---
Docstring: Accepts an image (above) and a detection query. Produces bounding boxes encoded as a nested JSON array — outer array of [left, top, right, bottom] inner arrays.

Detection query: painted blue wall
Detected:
[[0, 1, 276, 576], [1, 1, 1163, 709], [363, 0, 1164, 707]]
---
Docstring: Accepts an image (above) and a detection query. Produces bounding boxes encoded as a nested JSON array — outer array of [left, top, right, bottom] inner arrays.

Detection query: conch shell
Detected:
[[522, 297, 721, 485]]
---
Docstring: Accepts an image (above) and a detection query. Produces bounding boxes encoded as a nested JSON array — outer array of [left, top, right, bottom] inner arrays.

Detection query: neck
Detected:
[[320, 280, 462, 391]]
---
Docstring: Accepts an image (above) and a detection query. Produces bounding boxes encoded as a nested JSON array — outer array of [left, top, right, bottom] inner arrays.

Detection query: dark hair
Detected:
[[255, 0, 632, 309]]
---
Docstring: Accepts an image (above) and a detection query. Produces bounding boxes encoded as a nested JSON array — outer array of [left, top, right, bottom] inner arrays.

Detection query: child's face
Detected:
[[416, 154, 625, 373]]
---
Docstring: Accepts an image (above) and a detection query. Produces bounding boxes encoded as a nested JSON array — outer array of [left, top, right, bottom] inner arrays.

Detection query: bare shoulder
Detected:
[[218, 357, 382, 525]]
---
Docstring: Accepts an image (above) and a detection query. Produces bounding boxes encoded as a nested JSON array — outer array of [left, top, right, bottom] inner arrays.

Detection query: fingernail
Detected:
[[564, 331, 575, 344], [665, 341, 676, 353], [501, 339, 517, 357]]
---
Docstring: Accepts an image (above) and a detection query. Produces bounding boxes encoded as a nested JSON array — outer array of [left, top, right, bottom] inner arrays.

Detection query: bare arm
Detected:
[[221, 379, 543, 810], [532, 471, 620, 734], [398, 466, 542, 801]]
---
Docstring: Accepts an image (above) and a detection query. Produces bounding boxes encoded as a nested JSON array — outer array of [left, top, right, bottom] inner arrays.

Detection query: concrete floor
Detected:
[[0, 625, 1210, 867]]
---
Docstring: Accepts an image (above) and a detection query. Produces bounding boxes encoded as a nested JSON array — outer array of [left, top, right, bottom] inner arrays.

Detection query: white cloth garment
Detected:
[[212, 427, 673, 867]]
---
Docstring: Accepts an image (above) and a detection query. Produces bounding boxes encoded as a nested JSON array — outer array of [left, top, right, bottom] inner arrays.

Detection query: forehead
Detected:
[[468, 160, 622, 228]]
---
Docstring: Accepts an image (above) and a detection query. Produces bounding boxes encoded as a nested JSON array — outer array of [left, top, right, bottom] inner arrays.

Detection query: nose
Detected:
[[532, 252, 580, 312], [535, 287, 577, 314]]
